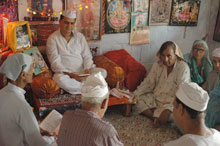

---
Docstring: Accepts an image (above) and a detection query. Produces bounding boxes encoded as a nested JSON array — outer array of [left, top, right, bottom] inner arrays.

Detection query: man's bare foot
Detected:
[[153, 118, 160, 128]]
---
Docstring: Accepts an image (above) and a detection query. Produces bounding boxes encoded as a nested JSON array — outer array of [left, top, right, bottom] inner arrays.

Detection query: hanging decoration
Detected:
[[105, 0, 132, 34], [18, 0, 63, 24], [149, 0, 172, 25], [67, 0, 101, 41], [130, 0, 149, 45], [170, 0, 201, 26]]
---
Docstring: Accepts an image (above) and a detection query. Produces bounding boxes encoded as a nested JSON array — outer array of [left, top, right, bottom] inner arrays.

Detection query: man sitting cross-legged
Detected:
[[133, 41, 190, 127]]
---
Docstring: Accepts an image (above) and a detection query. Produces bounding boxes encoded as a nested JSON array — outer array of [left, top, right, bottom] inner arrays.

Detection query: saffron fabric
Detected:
[[0, 83, 49, 146], [57, 109, 123, 146], [104, 49, 146, 91]]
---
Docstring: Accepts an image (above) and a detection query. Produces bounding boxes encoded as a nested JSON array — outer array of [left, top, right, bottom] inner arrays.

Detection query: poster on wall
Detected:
[[213, 4, 220, 42], [105, 0, 132, 34], [149, 0, 172, 25], [170, 0, 201, 26], [130, 12, 149, 45], [133, 0, 149, 12], [67, 0, 101, 41], [18, 0, 63, 24]]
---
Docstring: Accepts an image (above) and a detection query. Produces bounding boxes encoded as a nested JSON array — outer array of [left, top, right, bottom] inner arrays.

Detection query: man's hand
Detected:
[[64, 72, 87, 82], [84, 69, 91, 74]]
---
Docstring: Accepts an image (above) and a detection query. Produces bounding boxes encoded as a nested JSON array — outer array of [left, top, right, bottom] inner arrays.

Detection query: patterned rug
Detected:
[[104, 106, 181, 146]]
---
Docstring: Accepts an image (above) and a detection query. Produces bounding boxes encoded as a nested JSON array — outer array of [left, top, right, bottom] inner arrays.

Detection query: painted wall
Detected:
[[89, 0, 220, 70]]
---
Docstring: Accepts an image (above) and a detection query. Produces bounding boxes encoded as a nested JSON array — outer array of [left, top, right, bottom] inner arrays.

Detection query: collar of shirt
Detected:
[[6, 83, 26, 98], [74, 109, 101, 119]]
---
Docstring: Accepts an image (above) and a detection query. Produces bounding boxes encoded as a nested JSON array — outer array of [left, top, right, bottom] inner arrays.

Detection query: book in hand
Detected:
[[40, 109, 63, 135]]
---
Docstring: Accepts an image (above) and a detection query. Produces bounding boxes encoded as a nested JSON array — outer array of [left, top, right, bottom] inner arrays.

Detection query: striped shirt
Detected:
[[57, 109, 123, 146]]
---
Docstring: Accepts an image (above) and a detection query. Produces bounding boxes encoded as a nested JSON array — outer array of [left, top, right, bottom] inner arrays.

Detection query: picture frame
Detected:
[[130, 12, 149, 45], [6, 21, 32, 52], [170, 0, 201, 26], [149, 0, 172, 25], [66, 0, 102, 41], [213, 4, 220, 42], [24, 47, 48, 75], [105, 0, 132, 34]]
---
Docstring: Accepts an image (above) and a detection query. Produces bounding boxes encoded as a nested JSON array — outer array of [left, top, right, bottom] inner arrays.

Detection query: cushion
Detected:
[[31, 76, 60, 99], [104, 49, 146, 91], [94, 55, 124, 88]]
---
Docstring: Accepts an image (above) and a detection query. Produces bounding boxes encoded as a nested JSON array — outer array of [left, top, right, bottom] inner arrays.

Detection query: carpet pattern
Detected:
[[104, 106, 181, 146]]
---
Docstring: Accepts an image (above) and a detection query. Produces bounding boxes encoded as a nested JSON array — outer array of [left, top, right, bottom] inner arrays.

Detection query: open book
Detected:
[[40, 109, 63, 135]]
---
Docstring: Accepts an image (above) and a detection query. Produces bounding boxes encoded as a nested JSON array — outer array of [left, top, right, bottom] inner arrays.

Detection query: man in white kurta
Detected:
[[164, 82, 220, 146], [0, 53, 50, 146], [134, 41, 190, 126], [46, 10, 106, 94]]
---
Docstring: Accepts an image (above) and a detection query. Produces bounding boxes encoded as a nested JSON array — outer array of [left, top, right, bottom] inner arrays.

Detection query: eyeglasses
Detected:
[[193, 48, 205, 53]]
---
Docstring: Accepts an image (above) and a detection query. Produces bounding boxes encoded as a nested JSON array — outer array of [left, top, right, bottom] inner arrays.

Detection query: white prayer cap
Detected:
[[0, 53, 33, 81], [212, 47, 220, 58], [176, 82, 209, 112], [62, 9, 76, 19], [81, 72, 109, 104]]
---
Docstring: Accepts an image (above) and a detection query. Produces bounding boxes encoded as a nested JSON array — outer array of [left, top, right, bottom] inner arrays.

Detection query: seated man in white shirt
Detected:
[[46, 9, 106, 94], [164, 82, 220, 146], [0, 53, 54, 146]]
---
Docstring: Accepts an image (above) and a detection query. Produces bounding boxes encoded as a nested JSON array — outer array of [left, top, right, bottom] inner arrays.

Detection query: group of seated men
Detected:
[[0, 9, 220, 146]]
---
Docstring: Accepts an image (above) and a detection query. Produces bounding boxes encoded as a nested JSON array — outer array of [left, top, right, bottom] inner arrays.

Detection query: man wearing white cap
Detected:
[[0, 53, 52, 146], [205, 47, 220, 93], [46, 9, 107, 94], [134, 41, 190, 127], [57, 72, 123, 146], [164, 82, 220, 146]]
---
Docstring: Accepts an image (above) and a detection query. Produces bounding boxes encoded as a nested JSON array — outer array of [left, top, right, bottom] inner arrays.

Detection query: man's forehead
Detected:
[[162, 46, 175, 55], [63, 17, 76, 22]]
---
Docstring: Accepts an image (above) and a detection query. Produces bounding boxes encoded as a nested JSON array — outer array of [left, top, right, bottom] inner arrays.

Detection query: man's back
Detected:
[[57, 109, 123, 146]]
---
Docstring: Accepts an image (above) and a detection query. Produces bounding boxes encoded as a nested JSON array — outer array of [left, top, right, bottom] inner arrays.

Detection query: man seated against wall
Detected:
[[133, 41, 190, 127], [205, 47, 220, 93], [56, 72, 124, 146], [164, 82, 220, 146], [0, 53, 55, 146], [46, 9, 106, 94]]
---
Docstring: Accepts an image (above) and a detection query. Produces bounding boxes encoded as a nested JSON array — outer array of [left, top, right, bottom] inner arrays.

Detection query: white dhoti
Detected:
[[53, 67, 107, 94]]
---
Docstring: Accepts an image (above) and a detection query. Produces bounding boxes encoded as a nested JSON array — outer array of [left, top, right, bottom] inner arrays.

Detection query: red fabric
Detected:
[[104, 49, 146, 91]]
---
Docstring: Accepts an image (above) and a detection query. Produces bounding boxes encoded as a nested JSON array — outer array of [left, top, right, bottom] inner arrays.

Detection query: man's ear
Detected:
[[179, 103, 184, 116], [20, 72, 25, 80], [101, 98, 108, 109]]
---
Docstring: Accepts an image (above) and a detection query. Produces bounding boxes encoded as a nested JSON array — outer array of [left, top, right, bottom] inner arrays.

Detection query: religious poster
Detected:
[[130, 12, 149, 45], [149, 0, 172, 25], [24, 47, 48, 75], [133, 0, 149, 12], [105, 0, 132, 33], [67, 0, 101, 41], [18, 0, 63, 24], [213, 4, 220, 42], [170, 0, 201, 26]]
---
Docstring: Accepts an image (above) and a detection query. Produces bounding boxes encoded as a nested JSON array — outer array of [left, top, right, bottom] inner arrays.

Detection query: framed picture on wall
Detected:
[[170, 0, 201, 26], [213, 4, 220, 42], [149, 0, 172, 25], [18, 0, 64, 24], [133, 0, 149, 12], [67, 0, 102, 41], [105, 0, 132, 34]]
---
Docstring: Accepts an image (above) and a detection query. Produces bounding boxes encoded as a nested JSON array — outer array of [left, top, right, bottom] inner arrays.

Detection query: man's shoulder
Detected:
[[48, 30, 60, 40], [176, 60, 189, 69], [164, 135, 197, 146]]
